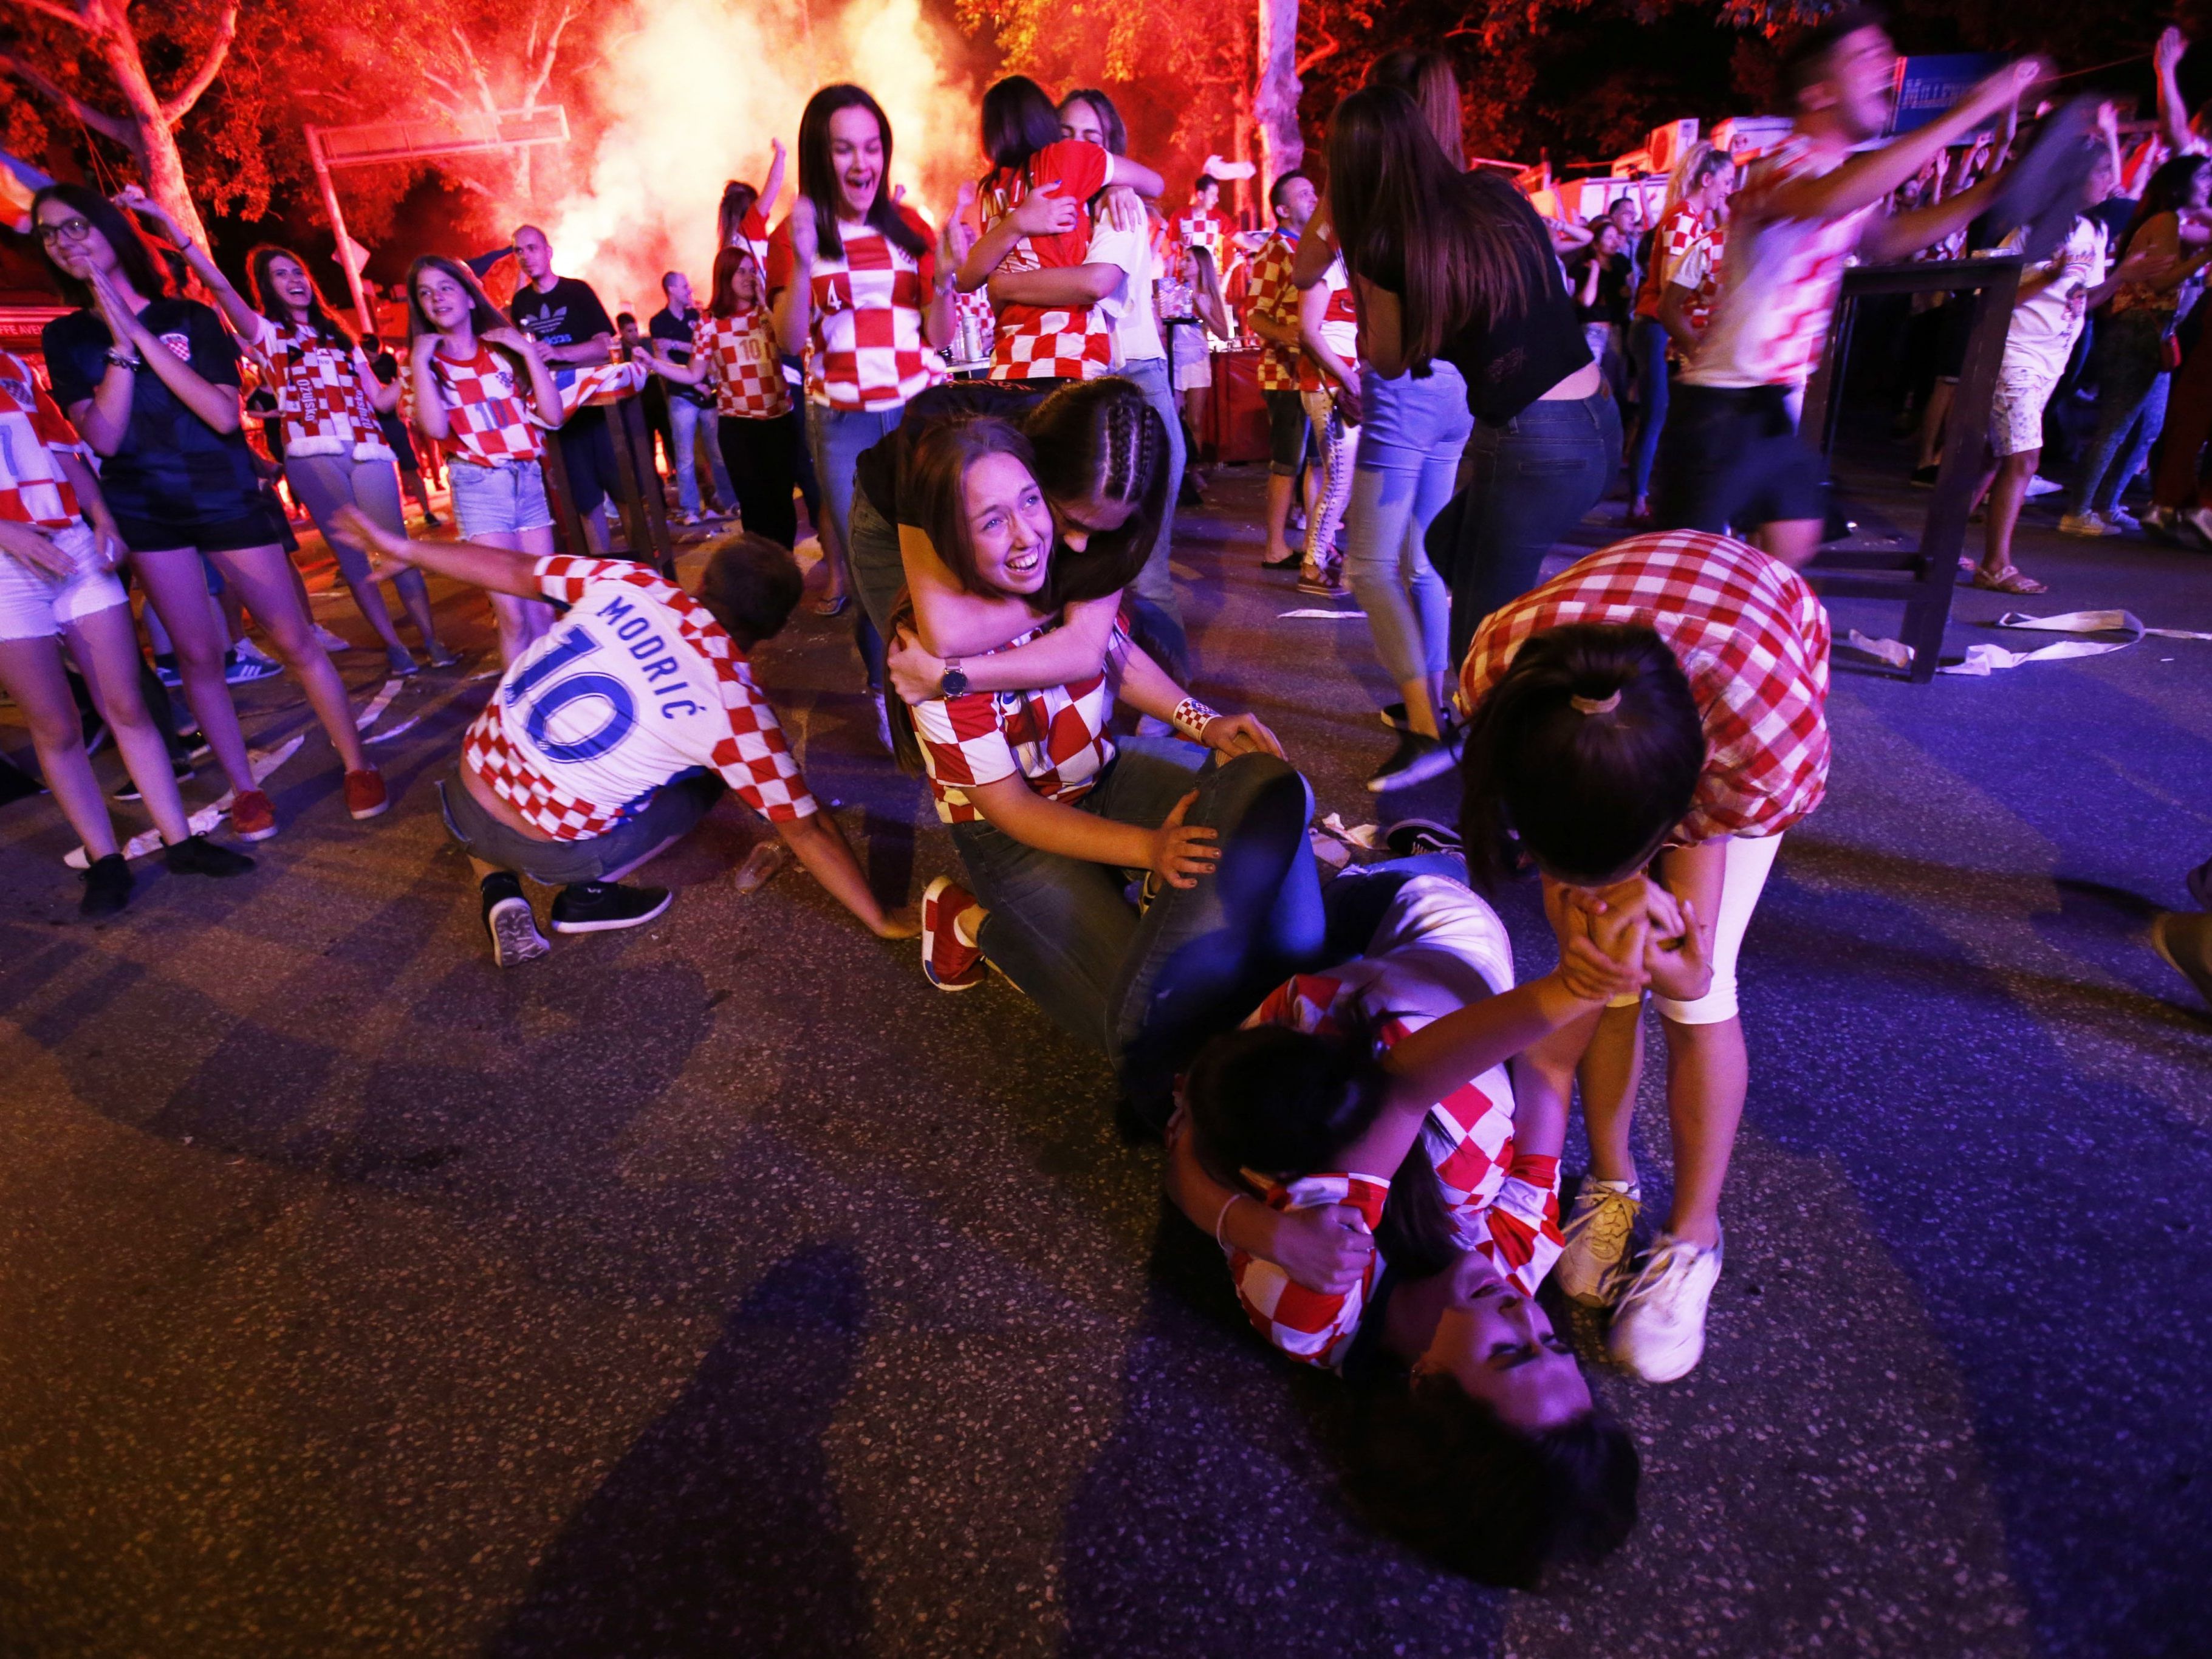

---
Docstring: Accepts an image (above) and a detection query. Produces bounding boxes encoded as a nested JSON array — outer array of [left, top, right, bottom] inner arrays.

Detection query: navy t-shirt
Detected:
[[43, 298, 266, 527]]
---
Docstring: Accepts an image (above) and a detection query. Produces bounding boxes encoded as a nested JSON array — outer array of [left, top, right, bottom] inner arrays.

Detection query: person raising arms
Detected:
[[405, 255, 564, 665], [332, 507, 916, 965], [35, 183, 391, 842], [121, 189, 452, 676]]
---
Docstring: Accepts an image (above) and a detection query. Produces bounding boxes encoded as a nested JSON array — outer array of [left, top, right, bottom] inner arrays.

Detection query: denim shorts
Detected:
[[447, 459, 553, 539]]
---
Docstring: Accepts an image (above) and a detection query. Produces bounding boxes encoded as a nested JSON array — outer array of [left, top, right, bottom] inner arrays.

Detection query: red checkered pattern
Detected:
[[1174, 204, 1231, 277], [1245, 231, 1301, 393], [0, 349, 84, 528], [953, 286, 996, 360], [695, 309, 789, 420], [765, 203, 943, 412], [425, 342, 543, 465], [1299, 255, 1360, 393], [1231, 1172, 1391, 1368], [463, 556, 817, 841], [909, 612, 1128, 825], [980, 140, 1116, 383], [1459, 530, 1832, 843], [251, 318, 391, 460], [1686, 138, 1875, 389], [551, 360, 648, 421]]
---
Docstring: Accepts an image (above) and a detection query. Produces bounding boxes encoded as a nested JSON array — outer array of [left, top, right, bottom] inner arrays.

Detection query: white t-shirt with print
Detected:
[[2001, 216, 2110, 382], [1088, 218, 1164, 366]]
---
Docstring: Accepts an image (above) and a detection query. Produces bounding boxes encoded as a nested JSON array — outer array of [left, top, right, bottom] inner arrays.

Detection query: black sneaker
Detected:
[[481, 874, 550, 966], [549, 880, 672, 934], [164, 833, 255, 877], [1378, 702, 1411, 733], [1365, 731, 1457, 793], [80, 853, 132, 917], [1261, 547, 1302, 570], [114, 757, 196, 802], [1383, 816, 1463, 858]]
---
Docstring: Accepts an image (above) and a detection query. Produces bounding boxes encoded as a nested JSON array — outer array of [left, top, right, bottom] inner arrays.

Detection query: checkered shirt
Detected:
[[549, 360, 648, 422], [765, 203, 944, 411], [425, 342, 543, 465], [1174, 204, 1232, 276], [696, 309, 789, 420], [1246, 231, 1302, 392], [462, 556, 817, 841], [909, 611, 1129, 825], [250, 317, 391, 460], [1224, 877, 1564, 1370], [1633, 204, 1708, 321], [980, 141, 1117, 383], [1670, 221, 1730, 335], [1458, 530, 1832, 843], [0, 350, 86, 528], [1683, 137, 1876, 389]]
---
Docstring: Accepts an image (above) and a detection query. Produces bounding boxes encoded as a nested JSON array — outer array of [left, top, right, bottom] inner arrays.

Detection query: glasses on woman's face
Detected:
[[36, 216, 95, 245]]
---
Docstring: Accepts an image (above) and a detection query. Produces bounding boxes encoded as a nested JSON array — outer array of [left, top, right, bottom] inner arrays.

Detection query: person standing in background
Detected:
[[508, 225, 620, 554], [1244, 171, 1316, 571], [649, 270, 738, 526]]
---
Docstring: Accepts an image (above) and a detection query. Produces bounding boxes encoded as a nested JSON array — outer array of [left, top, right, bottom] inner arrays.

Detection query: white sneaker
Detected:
[[1608, 1230, 1722, 1383], [2104, 506, 2142, 535], [2025, 474, 2063, 498], [2056, 511, 2109, 538], [1557, 1179, 1641, 1306], [235, 637, 284, 668]]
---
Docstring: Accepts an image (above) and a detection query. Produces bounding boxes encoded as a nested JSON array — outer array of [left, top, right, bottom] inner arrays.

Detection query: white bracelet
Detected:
[[1214, 1191, 1242, 1250], [1171, 696, 1219, 743]]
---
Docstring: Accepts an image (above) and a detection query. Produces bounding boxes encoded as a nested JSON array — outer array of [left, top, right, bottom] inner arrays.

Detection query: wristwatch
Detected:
[[104, 347, 141, 370], [940, 657, 968, 697]]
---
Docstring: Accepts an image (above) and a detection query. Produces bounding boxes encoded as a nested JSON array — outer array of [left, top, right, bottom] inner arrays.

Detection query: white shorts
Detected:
[[1166, 321, 1213, 391], [1608, 832, 1785, 1026], [1990, 361, 2060, 457], [0, 522, 128, 641]]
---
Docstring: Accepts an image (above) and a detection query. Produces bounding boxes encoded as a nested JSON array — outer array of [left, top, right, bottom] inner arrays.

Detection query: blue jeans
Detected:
[[1627, 317, 1671, 504], [807, 400, 906, 686], [1118, 355, 1190, 681], [1319, 852, 1470, 962], [847, 490, 904, 645], [949, 738, 1325, 1126], [668, 395, 736, 517], [1346, 363, 1471, 686], [2069, 312, 2171, 519], [1436, 386, 1622, 667]]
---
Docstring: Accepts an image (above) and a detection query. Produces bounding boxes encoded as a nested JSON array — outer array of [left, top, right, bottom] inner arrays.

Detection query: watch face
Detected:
[[942, 669, 968, 697]]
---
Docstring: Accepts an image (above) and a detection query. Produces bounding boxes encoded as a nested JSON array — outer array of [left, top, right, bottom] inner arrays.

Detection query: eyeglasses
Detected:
[[36, 216, 94, 245]]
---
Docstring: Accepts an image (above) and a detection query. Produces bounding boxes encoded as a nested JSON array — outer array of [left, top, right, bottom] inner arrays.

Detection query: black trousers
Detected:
[[718, 409, 801, 549]]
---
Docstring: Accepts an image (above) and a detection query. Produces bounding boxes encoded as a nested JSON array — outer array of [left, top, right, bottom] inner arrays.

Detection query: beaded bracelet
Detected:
[[1171, 696, 1220, 743]]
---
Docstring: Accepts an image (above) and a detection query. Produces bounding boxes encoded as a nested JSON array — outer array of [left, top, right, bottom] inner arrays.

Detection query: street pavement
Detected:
[[2, 463, 2208, 1658]]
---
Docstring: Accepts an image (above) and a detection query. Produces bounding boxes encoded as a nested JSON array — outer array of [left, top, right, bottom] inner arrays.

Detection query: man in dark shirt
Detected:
[[509, 224, 620, 553], [648, 270, 735, 524]]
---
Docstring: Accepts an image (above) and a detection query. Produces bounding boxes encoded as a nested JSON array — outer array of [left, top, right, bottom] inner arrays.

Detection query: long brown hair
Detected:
[[1327, 86, 1552, 372], [249, 245, 354, 346], [708, 245, 764, 319], [902, 416, 1045, 600], [796, 84, 928, 264], [1365, 49, 1464, 169]]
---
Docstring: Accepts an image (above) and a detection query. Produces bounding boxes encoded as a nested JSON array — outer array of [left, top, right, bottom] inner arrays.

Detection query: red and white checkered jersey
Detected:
[[463, 557, 817, 841], [952, 285, 996, 361], [247, 316, 392, 460], [979, 140, 1117, 383], [1634, 204, 1710, 321], [0, 349, 85, 528], [909, 610, 1129, 825], [549, 359, 648, 422], [1174, 203, 1232, 277], [1682, 137, 1875, 389], [1224, 876, 1564, 1370], [1245, 230, 1302, 393], [695, 307, 789, 420], [735, 205, 770, 278], [765, 203, 943, 411], [1300, 254, 1360, 393], [1459, 530, 1832, 844], [423, 341, 543, 465], [1669, 220, 1730, 335]]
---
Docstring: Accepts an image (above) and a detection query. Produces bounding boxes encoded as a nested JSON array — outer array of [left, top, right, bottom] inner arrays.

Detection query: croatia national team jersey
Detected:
[[463, 557, 817, 841], [423, 341, 543, 467], [765, 203, 943, 411], [695, 307, 789, 420], [0, 350, 86, 528], [979, 139, 1118, 382], [248, 316, 392, 461], [1302, 255, 1360, 392]]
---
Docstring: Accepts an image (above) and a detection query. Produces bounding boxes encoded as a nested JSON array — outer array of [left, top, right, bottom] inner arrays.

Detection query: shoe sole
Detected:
[[232, 821, 280, 843], [349, 798, 391, 821], [550, 890, 674, 934], [488, 898, 550, 966], [1366, 747, 1459, 793]]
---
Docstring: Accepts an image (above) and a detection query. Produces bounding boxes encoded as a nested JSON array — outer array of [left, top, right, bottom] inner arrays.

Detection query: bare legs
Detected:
[[203, 544, 372, 773], [131, 548, 257, 795], [476, 524, 556, 665]]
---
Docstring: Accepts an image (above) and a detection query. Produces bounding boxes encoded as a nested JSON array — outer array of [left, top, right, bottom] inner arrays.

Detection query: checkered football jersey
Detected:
[[694, 308, 789, 420], [765, 202, 944, 411], [1175, 203, 1231, 277], [1458, 530, 1832, 844], [0, 349, 86, 528], [1682, 136, 1877, 389], [1224, 876, 1565, 1370], [909, 609, 1129, 825], [248, 316, 392, 460], [1669, 220, 1730, 335], [1246, 230, 1301, 392], [463, 557, 817, 841], [423, 341, 543, 465], [979, 140, 1117, 383], [1634, 204, 1710, 321]]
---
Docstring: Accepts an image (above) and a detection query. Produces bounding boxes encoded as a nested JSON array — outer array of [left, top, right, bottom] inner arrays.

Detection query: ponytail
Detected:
[[1458, 622, 1705, 889]]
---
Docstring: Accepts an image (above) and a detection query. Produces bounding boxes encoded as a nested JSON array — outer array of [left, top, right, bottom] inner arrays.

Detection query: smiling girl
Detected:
[[34, 183, 389, 841]]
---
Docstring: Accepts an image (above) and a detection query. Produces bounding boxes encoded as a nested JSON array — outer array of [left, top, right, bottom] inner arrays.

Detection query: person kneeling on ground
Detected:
[[1165, 857, 1648, 1587], [889, 416, 1320, 1128], [331, 507, 918, 964]]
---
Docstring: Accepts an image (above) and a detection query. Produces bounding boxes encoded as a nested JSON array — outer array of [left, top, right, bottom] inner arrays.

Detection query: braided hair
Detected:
[[1022, 377, 1169, 606]]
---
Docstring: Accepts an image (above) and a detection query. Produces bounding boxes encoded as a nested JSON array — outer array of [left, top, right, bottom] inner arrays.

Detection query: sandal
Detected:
[[1971, 564, 2048, 595], [1957, 554, 1977, 578]]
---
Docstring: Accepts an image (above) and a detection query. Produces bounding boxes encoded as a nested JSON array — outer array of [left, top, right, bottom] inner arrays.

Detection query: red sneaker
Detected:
[[921, 875, 984, 990], [230, 787, 279, 841], [344, 767, 390, 821]]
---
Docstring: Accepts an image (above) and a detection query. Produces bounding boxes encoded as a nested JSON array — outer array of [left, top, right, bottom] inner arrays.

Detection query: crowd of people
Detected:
[[5, 2, 2210, 1590]]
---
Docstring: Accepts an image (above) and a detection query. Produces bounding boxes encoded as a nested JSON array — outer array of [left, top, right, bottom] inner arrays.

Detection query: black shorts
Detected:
[[1655, 383, 1826, 535], [555, 408, 623, 515], [112, 498, 290, 556], [1265, 388, 1309, 477]]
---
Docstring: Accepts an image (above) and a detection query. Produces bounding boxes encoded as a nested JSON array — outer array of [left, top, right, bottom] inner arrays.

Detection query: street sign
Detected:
[[1890, 53, 2006, 134]]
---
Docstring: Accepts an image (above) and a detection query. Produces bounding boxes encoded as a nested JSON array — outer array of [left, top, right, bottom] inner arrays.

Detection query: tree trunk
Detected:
[[1253, 0, 1302, 207], [98, 29, 208, 245]]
